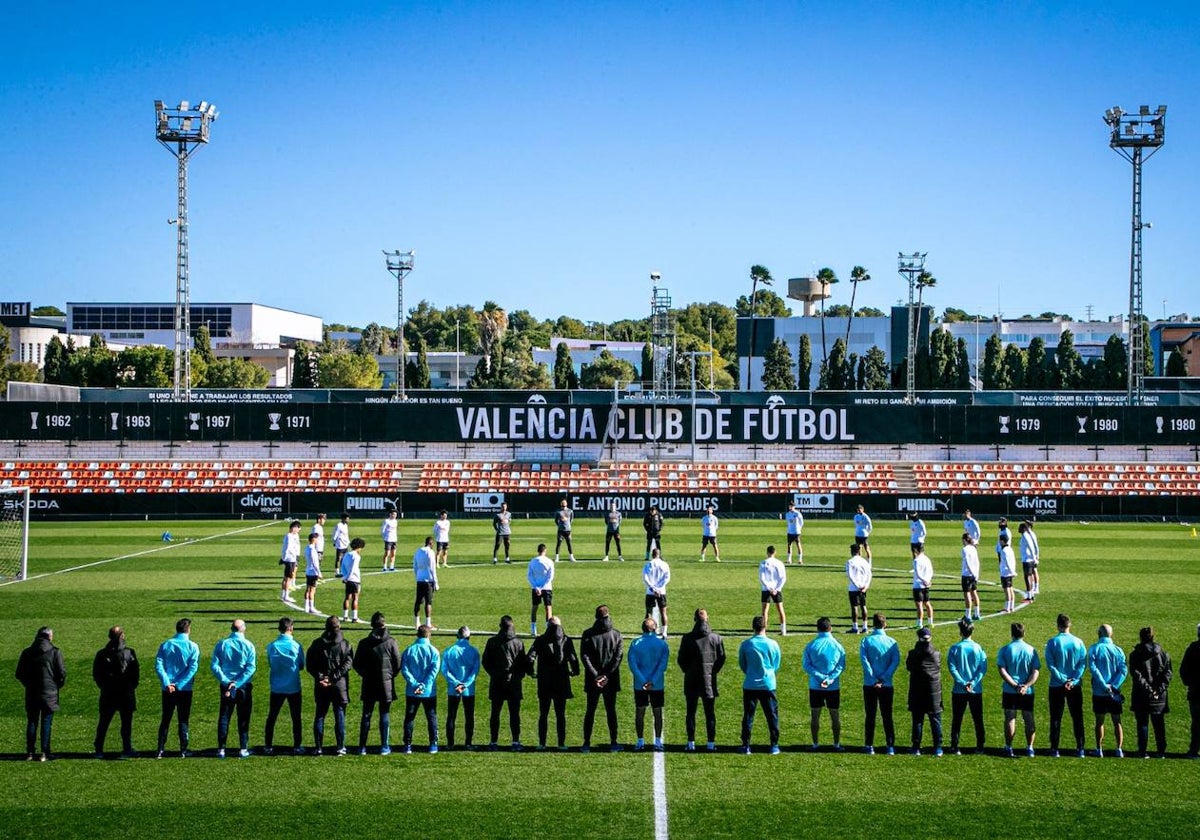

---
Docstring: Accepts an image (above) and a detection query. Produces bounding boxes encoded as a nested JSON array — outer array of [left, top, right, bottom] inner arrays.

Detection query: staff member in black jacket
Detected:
[[529, 616, 579, 750], [92, 626, 139, 758], [1129, 625, 1173, 759], [906, 626, 944, 757], [482, 615, 527, 751], [581, 604, 624, 751], [15, 626, 66, 761], [353, 612, 401, 755], [308, 616, 354, 756], [677, 608, 726, 752], [1180, 623, 1200, 759], [643, 506, 664, 561]]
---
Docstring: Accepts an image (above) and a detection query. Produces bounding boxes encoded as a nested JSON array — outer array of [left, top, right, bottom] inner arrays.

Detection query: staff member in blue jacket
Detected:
[[997, 622, 1040, 758], [401, 625, 441, 754], [860, 613, 900, 755], [802, 617, 847, 751], [1088, 623, 1128, 758], [947, 618, 988, 754], [211, 618, 257, 758], [263, 616, 305, 755], [155, 617, 200, 758], [441, 626, 480, 750], [738, 616, 783, 754], [628, 617, 669, 752], [1044, 613, 1088, 757]]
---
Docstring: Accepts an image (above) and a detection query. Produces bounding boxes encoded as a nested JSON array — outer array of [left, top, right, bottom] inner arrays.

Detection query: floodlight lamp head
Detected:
[[650, 271, 661, 282]]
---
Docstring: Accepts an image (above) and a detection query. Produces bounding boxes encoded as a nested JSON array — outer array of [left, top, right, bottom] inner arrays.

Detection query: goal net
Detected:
[[0, 487, 30, 582]]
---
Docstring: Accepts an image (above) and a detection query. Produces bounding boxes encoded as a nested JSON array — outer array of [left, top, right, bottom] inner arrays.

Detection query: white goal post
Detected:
[[0, 486, 30, 581]]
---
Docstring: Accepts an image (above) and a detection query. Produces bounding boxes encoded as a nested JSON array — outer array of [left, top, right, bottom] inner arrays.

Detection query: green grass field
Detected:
[[2, 515, 1199, 839]]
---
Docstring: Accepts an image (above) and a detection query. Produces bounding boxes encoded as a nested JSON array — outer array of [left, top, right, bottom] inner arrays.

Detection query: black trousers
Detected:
[[685, 695, 717, 742], [157, 689, 193, 752], [583, 689, 619, 746], [538, 695, 569, 747], [446, 694, 475, 747], [912, 711, 943, 750], [312, 689, 346, 750], [217, 684, 254, 750], [493, 534, 510, 558], [741, 689, 780, 747], [489, 696, 521, 743], [1134, 709, 1167, 755], [862, 685, 895, 747], [265, 691, 303, 749], [403, 696, 439, 746], [95, 696, 135, 753], [950, 692, 985, 749], [1048, 685, 1085, 751], [555, 532, 574, 555], [1190, 696, 1200, 755], [605, 532, 622, 556]]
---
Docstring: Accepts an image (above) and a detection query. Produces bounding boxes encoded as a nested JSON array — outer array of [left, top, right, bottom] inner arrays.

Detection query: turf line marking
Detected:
[[653, 748, 669, 840], [1, 520, 280, 588]]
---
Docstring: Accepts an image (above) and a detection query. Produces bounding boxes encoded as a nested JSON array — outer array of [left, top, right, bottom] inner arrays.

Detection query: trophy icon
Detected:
[[1156, 416, 1164, 434], [1076, 416, 1088, 434], [29, 411, 39, 431], [110, 412, 120, 431], [998, 416, 1010, 434], [268, 413, 282, 431], [188, 413, 201, 431]]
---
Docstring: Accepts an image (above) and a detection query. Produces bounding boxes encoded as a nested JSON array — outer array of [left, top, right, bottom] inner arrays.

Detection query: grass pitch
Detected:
[[2, 515, 1199, 839]]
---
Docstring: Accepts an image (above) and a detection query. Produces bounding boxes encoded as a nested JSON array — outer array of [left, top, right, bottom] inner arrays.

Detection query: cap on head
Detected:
[[917, 626, 931, 641]]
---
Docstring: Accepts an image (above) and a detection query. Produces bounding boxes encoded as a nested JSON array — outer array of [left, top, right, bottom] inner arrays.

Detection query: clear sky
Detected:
[[2, 2, 1197, 329]]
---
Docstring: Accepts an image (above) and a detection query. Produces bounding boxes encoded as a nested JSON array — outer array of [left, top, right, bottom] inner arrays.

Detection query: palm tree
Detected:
[[914, 270, 936, 351], [844, 265, 871, 350], [816, 266, 838, 367], [747, 264, 773, 388], [478, 301, 509, 375]]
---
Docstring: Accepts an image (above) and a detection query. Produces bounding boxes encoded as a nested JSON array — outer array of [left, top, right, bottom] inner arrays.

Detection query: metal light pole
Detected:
[[455, 320, 461, 390], [155, 99, 218, 400], [384, 250, 415, 396], [898, 251, 927, 404], [1104, 105, 1166, 406]]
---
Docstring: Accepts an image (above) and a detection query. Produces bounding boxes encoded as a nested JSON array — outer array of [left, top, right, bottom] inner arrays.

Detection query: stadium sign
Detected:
[[792, 493, 835, 512], [464, 492, 505, 512], [568, 494, 722, 514], [238, 493, 284, 514], [346, 496, 400, 512], [2, 497, 59, 511], [1013, 496, 1060, 515], [897, 497, 951, 513]]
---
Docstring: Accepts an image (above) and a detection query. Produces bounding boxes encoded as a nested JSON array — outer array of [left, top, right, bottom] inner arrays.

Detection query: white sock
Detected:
[[780, 623, 787, 635], [352, 610, 358, 620]]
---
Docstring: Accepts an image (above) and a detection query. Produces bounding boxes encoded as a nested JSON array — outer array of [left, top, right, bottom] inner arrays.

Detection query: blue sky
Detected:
[[2, 2, 1197, 328]]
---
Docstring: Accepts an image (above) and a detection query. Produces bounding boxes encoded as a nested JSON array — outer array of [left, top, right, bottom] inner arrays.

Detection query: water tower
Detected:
[[787, 276, 831, 316]]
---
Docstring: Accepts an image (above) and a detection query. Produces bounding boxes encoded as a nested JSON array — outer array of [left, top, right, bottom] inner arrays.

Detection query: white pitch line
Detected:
[[0, 520, 280, 588], [653, 748, 669, 840]]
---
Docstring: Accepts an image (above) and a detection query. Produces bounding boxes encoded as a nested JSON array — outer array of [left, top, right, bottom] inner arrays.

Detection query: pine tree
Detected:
[[761, 339, 795, 391], [554, 342, 579, 389], [797, 334, 813, 390]]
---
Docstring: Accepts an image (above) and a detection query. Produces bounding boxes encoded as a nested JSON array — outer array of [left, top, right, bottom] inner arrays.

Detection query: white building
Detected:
[[66, 302, 322, 348], [532, 337, 646, 377]]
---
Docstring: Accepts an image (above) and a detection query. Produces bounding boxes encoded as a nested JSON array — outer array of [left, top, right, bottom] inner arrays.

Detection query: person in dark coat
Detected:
[[92, 625, 139, 758], [1180, 623, 1200, 758], [642, 506, 664, 561], [307, 615, 354, 755], [529, 616, 579, 749], [677, 608, 726, 751], [1129, 625, 1173, 758], [353, 611, 401, 754], [482, 614, 527, 750], [15, 626, 66, 761], [580, 604, 624, 751], [906, 626, 944, 756]]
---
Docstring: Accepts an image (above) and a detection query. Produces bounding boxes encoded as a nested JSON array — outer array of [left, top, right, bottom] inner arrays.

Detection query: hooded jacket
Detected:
[[580, 615, 623, 694], [482, 623, 527, 701], [530, 623, 579, 700], [16, 635, 66, 712], [906, 640, 943, 714], [1129, 641, 1172, 714], [354, 626, 402, 703], [677, 620, 726, 699], [92, 638, 139, 707], [307, 626, 354, 704]]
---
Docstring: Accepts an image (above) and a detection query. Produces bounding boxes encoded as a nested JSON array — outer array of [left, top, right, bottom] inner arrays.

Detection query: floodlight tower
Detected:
[[1104, 104, 1166, 406], [898, 251, 927, 404], [649, 272, 674, 397], [155, 99, 218, 400], [384, 250, 416, 396]]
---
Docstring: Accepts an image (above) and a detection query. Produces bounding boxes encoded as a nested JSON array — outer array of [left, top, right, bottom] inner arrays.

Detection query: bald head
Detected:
[[231, 619, 246, 634]]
